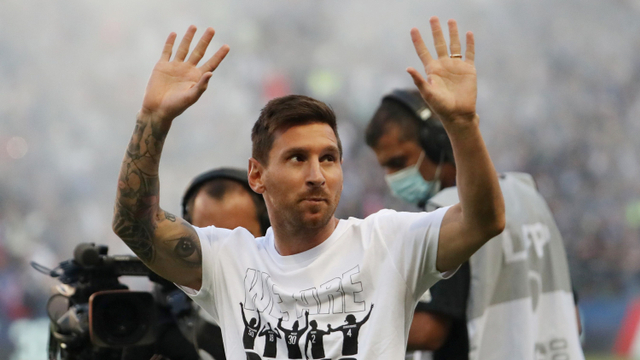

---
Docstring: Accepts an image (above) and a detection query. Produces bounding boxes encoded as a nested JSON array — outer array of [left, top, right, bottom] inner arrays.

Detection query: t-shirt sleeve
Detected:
[[175, 225, 234, 323], [370, 206, 455, 301], [415, 261, 470, 320]]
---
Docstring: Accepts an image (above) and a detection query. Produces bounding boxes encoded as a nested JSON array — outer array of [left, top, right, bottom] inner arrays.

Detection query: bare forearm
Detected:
[[112, 112, 171, 263], [446, 115, 505, 239]]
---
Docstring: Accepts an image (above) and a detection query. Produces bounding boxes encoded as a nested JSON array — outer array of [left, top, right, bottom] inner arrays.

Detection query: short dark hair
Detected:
[[251, 95, 342, 165], [365, 98, 422, 149], [183, 176, 270, 236]]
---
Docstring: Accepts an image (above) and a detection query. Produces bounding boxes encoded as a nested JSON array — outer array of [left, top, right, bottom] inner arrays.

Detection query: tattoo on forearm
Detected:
[[112, 205, 155, 262], [112, 117, 167, 264]]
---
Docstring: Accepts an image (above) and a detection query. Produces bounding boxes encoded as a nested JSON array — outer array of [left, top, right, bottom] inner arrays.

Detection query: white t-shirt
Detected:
[[181, 206, 451, 359]]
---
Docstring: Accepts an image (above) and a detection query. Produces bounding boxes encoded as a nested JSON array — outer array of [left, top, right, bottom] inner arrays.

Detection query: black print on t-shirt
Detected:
[[242, 265, 370, 358], [277, 310, 309, 359], [258, 323, 281, 358], [328, 303, 374, 356], [243, 265, 365, 320], [304, 320, 331, 359], [245, 351, 262, 360], [240, 302, 261, 350]]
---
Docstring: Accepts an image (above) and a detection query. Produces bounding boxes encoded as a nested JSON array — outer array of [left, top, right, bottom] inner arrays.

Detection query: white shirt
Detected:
[[180, 207, 452, 359]]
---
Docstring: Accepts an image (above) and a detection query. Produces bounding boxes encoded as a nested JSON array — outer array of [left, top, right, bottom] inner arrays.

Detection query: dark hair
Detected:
[[366, 93, 454, 165], [183, 174, 270, 236], [251, 95, 342, 165], [365, 98, 422, 149]]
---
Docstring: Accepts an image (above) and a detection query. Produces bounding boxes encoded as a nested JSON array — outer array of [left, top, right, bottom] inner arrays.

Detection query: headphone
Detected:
[[382, 89, 454, 164], [181, 168, 271, 235]]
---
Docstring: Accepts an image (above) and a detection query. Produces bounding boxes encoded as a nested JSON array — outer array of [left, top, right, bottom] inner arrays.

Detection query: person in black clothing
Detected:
[[258, 323, 281, 358], [304, 320, 331, 359], [327, 304, 374, 356], [278, 310, 309, 359], [239, 302, 261, 350], [408, 265, 469, 358]]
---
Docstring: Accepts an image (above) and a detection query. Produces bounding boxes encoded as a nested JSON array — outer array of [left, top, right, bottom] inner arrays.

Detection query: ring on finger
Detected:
[[449, 54, 463, 59]]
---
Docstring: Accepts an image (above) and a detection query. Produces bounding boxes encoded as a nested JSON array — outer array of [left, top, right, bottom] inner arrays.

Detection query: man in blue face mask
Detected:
[[365, 89, 584, 360], [368, 89, 457, 210], [384, 149, 443, 206]]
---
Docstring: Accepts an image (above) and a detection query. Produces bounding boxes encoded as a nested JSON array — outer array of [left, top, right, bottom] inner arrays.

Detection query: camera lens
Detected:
[[101, 299, 143, 339], [89, 291, 156, 347]]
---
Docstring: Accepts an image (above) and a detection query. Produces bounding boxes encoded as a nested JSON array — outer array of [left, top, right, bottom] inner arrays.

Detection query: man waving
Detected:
[[112, 17, 504, 359]]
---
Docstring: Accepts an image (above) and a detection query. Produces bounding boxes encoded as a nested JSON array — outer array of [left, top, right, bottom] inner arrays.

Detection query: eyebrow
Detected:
[[281, 145, 340, 158]]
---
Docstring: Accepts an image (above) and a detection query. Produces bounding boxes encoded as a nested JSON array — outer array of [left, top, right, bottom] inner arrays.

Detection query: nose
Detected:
[[306, 158, 326, 187]]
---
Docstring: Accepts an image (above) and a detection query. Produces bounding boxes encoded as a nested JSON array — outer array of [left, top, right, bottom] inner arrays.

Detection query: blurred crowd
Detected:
[[1, 0, 640, 357]]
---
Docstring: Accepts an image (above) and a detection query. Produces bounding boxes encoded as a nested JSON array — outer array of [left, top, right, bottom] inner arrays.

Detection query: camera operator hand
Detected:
[[113, 26, 229, 291]]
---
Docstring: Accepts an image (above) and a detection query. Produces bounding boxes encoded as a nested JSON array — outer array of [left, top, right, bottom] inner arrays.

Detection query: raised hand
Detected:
[[407, 17, 477, 124], [141, 26, 230, 123]]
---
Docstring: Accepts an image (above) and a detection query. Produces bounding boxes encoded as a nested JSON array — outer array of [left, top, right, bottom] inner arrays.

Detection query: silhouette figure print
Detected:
[[304, 320, 331, 359], [239, 302, 261, 350], [327, 304, 374, 356], [258, 322, 281, 358], [278, 310, 309, 359]]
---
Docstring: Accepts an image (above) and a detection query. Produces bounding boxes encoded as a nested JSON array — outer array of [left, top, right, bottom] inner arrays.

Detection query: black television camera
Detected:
[[32, 243, 202, 360]]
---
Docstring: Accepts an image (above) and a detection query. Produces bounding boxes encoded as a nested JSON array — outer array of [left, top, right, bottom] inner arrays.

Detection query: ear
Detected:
[[248, 157, 266, 194]]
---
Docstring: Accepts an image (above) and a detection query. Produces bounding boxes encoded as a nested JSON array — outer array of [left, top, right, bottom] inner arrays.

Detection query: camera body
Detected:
[[40, 243, 198, 360]]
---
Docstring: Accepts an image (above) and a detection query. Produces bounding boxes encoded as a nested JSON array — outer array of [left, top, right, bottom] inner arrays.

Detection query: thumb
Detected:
[[196, 72, 213, 93], [406, 67, 430, 95], [188, 72, 213, 102]]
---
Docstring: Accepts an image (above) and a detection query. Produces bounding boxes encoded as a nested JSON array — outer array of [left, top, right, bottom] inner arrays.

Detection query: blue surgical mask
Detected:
[[385, 151, 441, 206]]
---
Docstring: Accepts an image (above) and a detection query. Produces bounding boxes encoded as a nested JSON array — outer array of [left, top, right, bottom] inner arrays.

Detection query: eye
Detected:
[[385, 157, 407, 171], [321, 154, 336, 162], [174, 238, 196, 258], [290, 154, 305, 162]]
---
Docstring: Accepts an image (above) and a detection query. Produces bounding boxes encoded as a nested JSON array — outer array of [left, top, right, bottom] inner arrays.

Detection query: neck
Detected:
[[271, 216, 340, 256]]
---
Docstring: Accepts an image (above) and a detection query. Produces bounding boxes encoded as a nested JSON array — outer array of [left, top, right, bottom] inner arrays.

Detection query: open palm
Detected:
[[407, 17, 477, 123], [141, 26, 230, 121]]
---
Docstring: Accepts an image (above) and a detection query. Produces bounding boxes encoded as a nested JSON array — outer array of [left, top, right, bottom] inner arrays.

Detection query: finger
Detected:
[[465, 31, 475, 64], [160, 33, 177, 61], [448, 19, 462, 57], [429, 16, 449, 59], [410, 28, 434, 67], [200, 44, 230, 73], [187, 27, 215, 65], [174, 25, 197, 62]]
